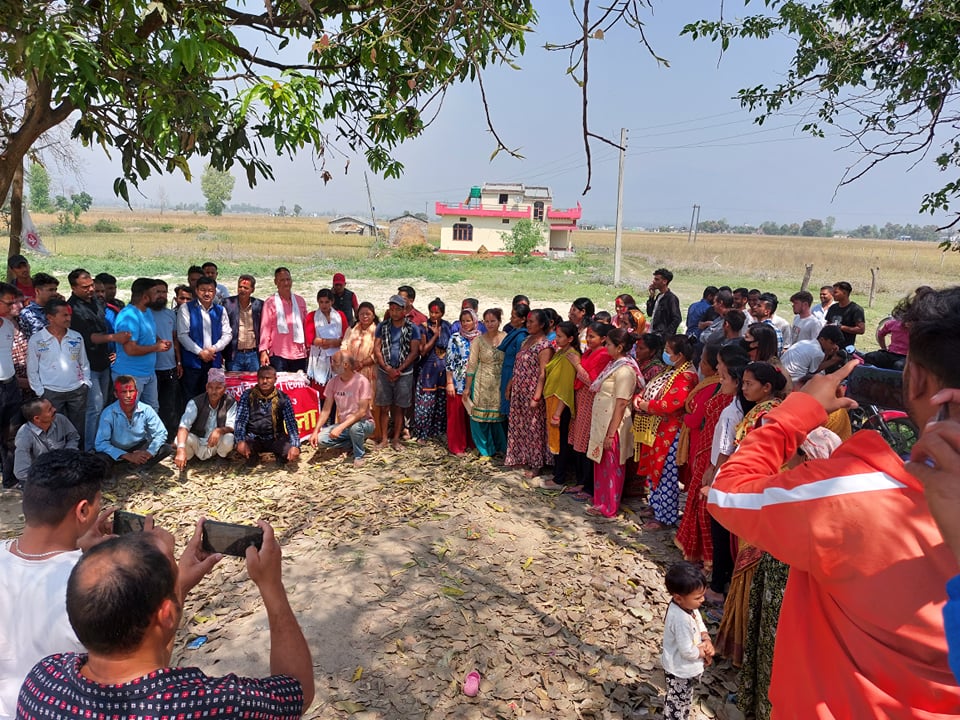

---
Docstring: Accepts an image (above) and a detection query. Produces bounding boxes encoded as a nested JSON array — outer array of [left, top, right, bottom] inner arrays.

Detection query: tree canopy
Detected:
[[200, 165, 235, 216], [683, 1, 960, 229], [0, 1, 535, 216]]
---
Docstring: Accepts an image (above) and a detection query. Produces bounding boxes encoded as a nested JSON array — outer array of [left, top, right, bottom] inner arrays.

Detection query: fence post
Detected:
[[869, 267, 879, 308], [800, 264, 814, 293]]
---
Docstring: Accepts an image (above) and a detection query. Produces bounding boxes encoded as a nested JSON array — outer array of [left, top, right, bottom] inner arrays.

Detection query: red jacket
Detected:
[[708, 393, 960, 718]]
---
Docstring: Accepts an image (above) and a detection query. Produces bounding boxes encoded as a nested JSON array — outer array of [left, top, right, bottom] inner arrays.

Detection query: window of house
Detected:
[[459, 217, 467, 222], [502, 219, 510, 224], [498, 193, 508, 204], [533, 201, 544, 222], [453, 223, 473, 241]]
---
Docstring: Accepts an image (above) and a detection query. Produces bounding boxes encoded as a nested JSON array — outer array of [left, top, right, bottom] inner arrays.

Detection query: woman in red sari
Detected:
[[675, 344, 723, 564], [632, 335, 699, 529]]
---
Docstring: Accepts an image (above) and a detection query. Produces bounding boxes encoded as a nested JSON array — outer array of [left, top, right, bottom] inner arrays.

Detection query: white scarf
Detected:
[[590, 355, 643, 394], [307, 310, 342, 385], [273, 293, 304, 344]]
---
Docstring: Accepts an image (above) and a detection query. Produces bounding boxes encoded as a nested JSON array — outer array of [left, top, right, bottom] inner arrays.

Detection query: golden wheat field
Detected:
[[23, 208, 956, 348]]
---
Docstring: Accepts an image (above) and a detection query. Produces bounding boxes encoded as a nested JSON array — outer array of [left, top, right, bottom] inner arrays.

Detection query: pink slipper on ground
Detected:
[[463, 670, 481, 697]]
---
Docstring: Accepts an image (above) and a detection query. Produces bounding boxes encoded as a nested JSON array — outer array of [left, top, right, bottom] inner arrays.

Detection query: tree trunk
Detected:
[[868, 267, 879, 308], [7, 162, 23, 282], [0, 73, 74, 256]]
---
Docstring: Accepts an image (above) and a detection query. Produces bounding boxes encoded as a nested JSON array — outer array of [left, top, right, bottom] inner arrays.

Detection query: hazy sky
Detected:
[[66, 2, 949, 229]]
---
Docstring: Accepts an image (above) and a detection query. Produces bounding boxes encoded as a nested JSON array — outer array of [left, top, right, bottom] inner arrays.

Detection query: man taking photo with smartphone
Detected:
[[15, 519, 313, 720]]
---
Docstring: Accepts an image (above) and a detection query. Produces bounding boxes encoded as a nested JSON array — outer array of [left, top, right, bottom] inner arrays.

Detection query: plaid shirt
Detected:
[[234, 388, 300, 447]]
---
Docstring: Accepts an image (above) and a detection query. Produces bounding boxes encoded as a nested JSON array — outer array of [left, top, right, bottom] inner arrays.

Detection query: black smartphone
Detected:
[[202, 520, 263, 558], [846, 365, 905, 411], [112, 510, 147, 535]]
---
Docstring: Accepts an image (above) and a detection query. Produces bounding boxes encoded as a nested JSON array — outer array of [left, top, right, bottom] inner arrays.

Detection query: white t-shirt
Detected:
[[781, 339, 825, 382], [0, 540, 83, 720], [770, 314, 793, 349], [0, 318, 15, 382], [792, 314, 825, 343], [711, 397, 744, 465], [661, 601, 709, 678]]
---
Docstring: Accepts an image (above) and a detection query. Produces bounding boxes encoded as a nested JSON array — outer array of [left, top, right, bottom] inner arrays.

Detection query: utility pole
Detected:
[[364, 171, 379, 238], [613, 128, 628, 286], [687, 204, 700, 244]]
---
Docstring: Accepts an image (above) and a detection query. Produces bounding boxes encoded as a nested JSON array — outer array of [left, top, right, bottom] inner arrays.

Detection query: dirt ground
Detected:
[[0, 441, 743, 720]]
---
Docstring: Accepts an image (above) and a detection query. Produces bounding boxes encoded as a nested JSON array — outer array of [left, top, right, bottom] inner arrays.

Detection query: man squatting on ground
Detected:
[[173, 367, 236, 470]]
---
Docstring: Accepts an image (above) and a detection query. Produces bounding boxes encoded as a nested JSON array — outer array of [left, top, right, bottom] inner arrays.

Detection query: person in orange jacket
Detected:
[[707, 285, 960, 719]]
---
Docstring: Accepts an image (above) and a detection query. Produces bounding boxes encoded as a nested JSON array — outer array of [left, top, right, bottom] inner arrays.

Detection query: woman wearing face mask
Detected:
[[632, 334, 699, 530]]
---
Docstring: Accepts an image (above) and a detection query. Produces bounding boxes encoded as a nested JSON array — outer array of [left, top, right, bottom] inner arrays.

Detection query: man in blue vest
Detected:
[[176, 277, 232, 400]]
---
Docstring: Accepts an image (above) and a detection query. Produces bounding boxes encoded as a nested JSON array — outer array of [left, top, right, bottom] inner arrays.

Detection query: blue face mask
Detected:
[[662, 350, 674, 366]]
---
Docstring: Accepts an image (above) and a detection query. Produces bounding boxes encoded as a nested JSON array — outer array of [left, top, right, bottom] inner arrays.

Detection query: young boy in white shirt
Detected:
[[661, 562, 714, 719]]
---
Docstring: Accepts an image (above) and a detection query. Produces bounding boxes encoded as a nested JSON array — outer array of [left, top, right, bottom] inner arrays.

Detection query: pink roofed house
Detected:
[[436, 182, 581, 255]]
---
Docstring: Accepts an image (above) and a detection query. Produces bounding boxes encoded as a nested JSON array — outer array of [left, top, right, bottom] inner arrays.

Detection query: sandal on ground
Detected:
[[570, 492, 593, 502], [642, 519, 669, 530], [584, 506, 607, 517], [463, 670, 481, 697], [540, 479, 566, 490], [563, 484, 584, 494]]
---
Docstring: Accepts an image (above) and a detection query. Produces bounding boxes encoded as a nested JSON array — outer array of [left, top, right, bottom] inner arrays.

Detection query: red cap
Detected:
[[333, 273, 346, 284]]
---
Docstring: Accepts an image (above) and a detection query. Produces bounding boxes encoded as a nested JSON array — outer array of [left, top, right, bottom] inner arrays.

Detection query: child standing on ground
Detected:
[[661, 562, 714, 719]]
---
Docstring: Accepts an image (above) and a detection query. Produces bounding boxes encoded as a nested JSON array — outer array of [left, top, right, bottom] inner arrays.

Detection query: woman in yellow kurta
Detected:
[[542, 321, 580, 489]]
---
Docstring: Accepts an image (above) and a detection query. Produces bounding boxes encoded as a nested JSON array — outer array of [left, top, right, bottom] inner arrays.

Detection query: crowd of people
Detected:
[[1, 252, 959, 720]]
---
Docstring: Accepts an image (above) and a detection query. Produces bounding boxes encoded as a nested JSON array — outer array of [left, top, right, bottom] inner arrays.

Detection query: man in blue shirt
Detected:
[[685, 285, 717, 340], [95, 375, 172, 476], [112, 278, 171, 411]]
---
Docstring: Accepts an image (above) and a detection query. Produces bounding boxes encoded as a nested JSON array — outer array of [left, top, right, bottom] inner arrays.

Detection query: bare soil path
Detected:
[[0, 441, 741, 719]]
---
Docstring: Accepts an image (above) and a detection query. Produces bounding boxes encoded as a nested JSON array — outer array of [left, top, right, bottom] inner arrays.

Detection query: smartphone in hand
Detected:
[[113, 510, 147, 535], [202, 520, 264, 558]]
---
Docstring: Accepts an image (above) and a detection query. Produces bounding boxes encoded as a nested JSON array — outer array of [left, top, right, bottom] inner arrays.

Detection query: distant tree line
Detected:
[[696, 216, 943, 241]]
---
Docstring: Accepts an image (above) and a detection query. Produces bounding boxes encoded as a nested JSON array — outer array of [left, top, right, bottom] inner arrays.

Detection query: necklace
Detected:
[[12, 537, 69, 559]]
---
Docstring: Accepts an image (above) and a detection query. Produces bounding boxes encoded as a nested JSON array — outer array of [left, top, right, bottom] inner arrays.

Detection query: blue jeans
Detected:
[[229, 349, 260, 372], [114, 371, 158, 412], [316, 419, 374, 459], [84, 370, 112, 452]]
